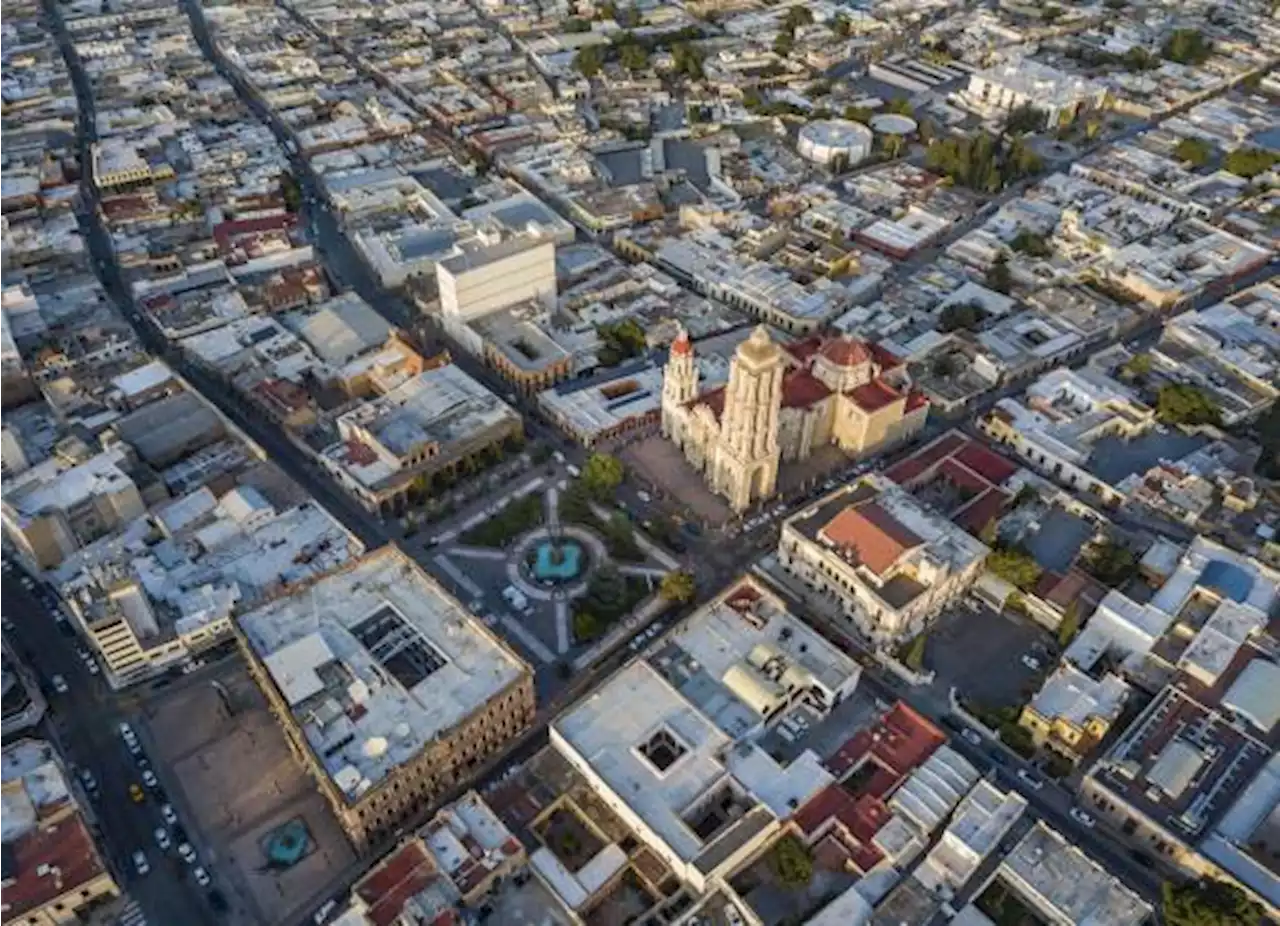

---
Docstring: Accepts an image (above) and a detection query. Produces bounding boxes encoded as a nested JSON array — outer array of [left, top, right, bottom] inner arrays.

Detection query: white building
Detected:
[[957, 60, 1105, 126], [436, 233, 556, 322], [913, 780, 1026, 898], [549, 577, 861, 893]]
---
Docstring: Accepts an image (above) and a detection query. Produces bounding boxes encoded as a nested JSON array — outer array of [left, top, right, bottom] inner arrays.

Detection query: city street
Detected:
[[2, 565, 223, 926]]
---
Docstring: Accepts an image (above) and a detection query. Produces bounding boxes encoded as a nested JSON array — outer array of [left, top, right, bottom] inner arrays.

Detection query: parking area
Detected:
[[925, 599, 1054, 710], [621, 436, 734, 527], [142, 665, 355, 926]]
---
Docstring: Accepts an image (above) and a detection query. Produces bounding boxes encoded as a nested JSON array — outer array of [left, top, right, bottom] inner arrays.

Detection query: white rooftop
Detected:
[[1222, 659, 1280, 734], [1029, 664, 1129, 728], [238, 547, 529, 801]]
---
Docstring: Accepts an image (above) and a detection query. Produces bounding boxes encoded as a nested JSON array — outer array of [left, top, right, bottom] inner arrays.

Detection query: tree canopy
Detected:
[[1163, 878, 1264, 926], [938, 301, 987, 333], [596, 318, 647, 366], [618, 41, 650, 72], [1157, 383, 1222, 427], [1011, 230, 1052, 257], [986, 549, 1042, 591], [1162, 29, 1214, 66], [659, 570, 697, 603], [986, 254, 1013, 294], [769, 836, 814, 888], [1005, 104, 1048, 135], [1223, 147, 1278, 179], [1174, 137, 1214, 167], [573, 45, 604, 77], [1083, 538, 1137, 588], [924, 132, 1042, 194], [581, 453, 625, 498]]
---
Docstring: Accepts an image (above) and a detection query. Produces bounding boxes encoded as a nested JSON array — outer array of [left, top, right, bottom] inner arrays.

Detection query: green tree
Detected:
[[1174, 137, 1214, 167], [899, 633, 927, 671], [671, 42, 704, 80], [769, 836, 814, 888], [619, 42, 649, 72], [844, 105, 873, 124], [1042, 3, 1063, 21], [1157, 383, 1222, 427], [938, 301, 986, 332], [1162, 28, 1213, 66], [885, 97, 914, 116], [1256, 402, 1280, 478], [772, 30, 794, 57], [1123, 351, 1152, 379], [563, 17, 591, 32], [1122, 47, 1160, 71], [659, 570, 697, 603], [1057, 599, 1081, 648], [573, 45, 605, 77], [1005, 104, 1047, 135], [581, 453, 625, 499], [979, 517, 999, 546], [280, 173, 302, 212], [1083, 538, 1137, 587], [1223, 147, 1278, 179], [832, 13, 852, 37], [986, 549, 1042, 591], [1010, 230, 1051, 257], [782, 5, 812, 30], [985, 254, 1013, 294], [573, 610, 602, 641], [596, 317, 648, 366], [1163, 878, 1263, 926]]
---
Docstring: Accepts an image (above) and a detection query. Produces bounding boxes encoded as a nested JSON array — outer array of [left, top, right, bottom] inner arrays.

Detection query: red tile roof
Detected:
[[782, 370, 832, 409], [212, 213, 296, 253], [883, 457, 929, 486], [868, 342, 905, 371], [785, 337, 824, 364], [3, 813, 109, 918], [940, 458, 991, 495], [954, 487, 1011, 535], [848, 379, 903, 413], [953, 442, 1019, 485], [820, 501, 922, 575], [820, 337, 871, 368], [905, 390, 930, 413], [354, 840, 440, 926], [694, 387, 726, 420], [794, 786, 891, 873], [826, 701, 946, 783], [670, 330, 692, 357]]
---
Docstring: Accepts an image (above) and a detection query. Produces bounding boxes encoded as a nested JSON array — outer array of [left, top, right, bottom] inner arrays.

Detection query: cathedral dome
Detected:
[[819, 336, 870, 368], [737, 325, 781, 365]]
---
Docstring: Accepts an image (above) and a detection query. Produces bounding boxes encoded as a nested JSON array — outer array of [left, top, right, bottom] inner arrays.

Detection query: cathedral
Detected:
[[661, 325, 930, 513]]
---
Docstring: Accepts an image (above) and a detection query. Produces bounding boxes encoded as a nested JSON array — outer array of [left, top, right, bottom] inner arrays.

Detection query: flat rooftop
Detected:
[[999, 823, 1152, 926], [552, 577, 859, 866], [238, 546, 530, 802]]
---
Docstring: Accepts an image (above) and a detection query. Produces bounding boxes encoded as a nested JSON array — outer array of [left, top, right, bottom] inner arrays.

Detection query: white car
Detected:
[[178, 842, 197, 864], [142, 770, 159, 790], [1020, 655, 1041, 671], [78, 769, 98, 793], [133, 851, 150, 876], [21, 577, 34, 589], [1017, 769, 1045, 791], [84, 657, 99, 676], [636, 490, 652, 503], [961, 729, 983, 747], [155, 828, 171, 850], [193, 867, 211, 887], [161, 803, 178, 826], [1070, 807, 1096, 828], [51, 675, 69, 694]]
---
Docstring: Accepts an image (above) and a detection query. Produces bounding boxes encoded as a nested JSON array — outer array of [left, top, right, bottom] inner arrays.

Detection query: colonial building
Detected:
[[661, 326, 929, 512]]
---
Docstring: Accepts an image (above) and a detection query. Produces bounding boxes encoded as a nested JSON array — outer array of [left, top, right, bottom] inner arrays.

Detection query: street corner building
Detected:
[[234, 546, 536, 850]]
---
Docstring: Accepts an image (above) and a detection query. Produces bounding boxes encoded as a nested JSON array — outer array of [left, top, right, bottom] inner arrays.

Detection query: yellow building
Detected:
[[1018, 663, 1129, 765]]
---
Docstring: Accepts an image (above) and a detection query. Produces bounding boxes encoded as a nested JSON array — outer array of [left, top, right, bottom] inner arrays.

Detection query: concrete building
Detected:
[[965, 822, 1152, 926], [321, 363, 523, 518], [237, 546, 536, 850], [437, 233, 556, 322], [1018, 665, 1129, 767], [662, 327, 928, 513], [549, 577, 860, 893], [1, 739, 120, 926], [1, 446, 146, 569], [957, 60, 1105, 126], [912, 780, 1026, 899], [778, 475, 989, 647], [798, 120, 875, 168]]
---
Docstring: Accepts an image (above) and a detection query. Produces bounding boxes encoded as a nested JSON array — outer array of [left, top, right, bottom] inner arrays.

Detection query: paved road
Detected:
[[3, 565, 222, 926]]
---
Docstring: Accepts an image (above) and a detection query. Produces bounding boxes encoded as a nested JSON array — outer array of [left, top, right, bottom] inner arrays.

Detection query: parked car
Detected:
[[78, 769, 98, 794], [155, 828, 171, 850], [193, 867, 211, 887], [1070, 807, 1096, 828], [129, 783, 145, 803], [51, 674, 69, 694], [961, 729, 983, 747], [178, 842, 197, 864], [1020, 655, 1041, 671], [1017, 769, 1045, 791], [142, 769, 159, 789], [132, 851, 150, 876], [161, 803, 178, 826]]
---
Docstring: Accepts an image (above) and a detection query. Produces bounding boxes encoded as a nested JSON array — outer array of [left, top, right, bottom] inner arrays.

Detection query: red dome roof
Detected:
[[670, 330, 693, 356], [819, 336, 870, 368]]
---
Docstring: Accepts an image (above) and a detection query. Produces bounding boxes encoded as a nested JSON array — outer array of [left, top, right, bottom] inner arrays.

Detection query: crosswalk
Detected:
[[115, 900, 147, 926]]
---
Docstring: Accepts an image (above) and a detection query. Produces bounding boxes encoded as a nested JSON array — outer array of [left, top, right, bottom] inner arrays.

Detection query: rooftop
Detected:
[[997, 822, 1152, 926], [238, 546, 531, 802], [1028, 664, 1129, 729]]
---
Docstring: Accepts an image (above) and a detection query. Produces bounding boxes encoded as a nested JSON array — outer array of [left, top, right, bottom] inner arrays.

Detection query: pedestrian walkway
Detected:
[[115, 900, 147, 926]]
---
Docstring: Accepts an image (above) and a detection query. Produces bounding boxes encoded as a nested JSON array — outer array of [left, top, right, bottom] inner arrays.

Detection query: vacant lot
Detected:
[[144, 665, 355, 926]]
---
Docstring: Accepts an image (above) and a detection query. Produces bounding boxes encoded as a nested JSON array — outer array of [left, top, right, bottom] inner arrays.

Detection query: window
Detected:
[[638, 727, 688, 773]]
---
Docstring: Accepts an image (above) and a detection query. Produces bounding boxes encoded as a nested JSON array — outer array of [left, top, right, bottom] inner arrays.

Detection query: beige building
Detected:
[[1, 447, 146, 569], [437, 234, 556, 322], [777, 475, 989, 647], [1, 739, 120, 926], [661, 326, 929, 513], [236, 546, 536, 850]]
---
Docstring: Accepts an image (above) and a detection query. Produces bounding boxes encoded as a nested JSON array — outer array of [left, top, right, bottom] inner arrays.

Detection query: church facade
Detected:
[[661, 326, 929, 513]]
